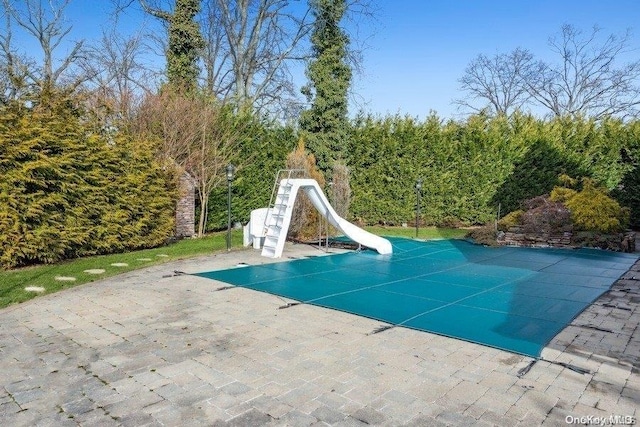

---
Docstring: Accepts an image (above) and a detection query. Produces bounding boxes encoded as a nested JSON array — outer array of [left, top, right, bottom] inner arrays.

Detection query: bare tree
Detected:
[[0, 0, 90, 96], [201, 0, 313, 119], [457, 25, 640, 120], [456, 48, 534, 116], [0, 7, 33, 103], [113, 0, 374, 120], [527, 25, 640, 119], [135, 90, 246, 236], [83, 28, 158, 125]]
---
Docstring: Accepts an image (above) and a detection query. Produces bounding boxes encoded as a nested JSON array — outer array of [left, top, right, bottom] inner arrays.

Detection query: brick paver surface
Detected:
[[1, 243, 638, 426]]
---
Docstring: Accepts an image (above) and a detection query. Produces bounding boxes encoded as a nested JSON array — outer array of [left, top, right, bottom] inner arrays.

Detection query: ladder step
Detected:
[[261, 249, 276, 257]]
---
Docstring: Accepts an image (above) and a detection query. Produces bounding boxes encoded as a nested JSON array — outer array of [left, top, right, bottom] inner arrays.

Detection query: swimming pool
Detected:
[[195, 238, 638, 357]]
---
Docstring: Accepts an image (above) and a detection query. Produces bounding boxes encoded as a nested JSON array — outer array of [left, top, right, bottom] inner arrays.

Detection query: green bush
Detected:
[[499, 178, 630, 237], [497, 210, 524, 231], [0, 96, 175, 269], [565, 179, 629, 233], [204, 120, 297, 230]]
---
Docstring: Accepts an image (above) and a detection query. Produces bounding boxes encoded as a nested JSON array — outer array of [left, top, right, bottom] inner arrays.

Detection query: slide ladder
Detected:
[[261, 180, 293, 257], [261, 169, 306, 258], [261, 173, 393, 258]]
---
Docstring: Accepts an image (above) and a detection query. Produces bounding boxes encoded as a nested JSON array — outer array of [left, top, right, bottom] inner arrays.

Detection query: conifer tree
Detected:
[[0, 93, 175, 269], [299, 0, 352, 174]]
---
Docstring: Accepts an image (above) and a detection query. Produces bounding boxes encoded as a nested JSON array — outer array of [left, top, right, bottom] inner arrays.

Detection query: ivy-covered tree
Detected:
[[141, 0, 204, 91], [299, 0, 351, 174]]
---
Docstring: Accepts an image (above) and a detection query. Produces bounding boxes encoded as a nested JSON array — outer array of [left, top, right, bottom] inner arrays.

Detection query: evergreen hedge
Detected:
[[343, 113, 639, 228], [0, 98, 176, 269], [204, 120, 297, 230], [201, 113, 640, 232]]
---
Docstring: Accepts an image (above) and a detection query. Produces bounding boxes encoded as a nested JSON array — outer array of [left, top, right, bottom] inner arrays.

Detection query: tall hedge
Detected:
[[199, 112, 640, 232], [0, 98, 176, 269], [346, 113, 638, 227], [347, 113, 526, 225], [612, 120, 640, 228]]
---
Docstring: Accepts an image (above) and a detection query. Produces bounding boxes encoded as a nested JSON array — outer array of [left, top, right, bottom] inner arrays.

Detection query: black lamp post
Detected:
[[226, 164, 235, 251], [415, 178, 422, 238]]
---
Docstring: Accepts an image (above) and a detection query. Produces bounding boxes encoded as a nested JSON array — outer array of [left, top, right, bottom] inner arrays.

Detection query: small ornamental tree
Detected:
[[285, 138, 325, 239], [561, 179, 630, 233], [135, 89, 245, 236], [331, 160, 351, 219]]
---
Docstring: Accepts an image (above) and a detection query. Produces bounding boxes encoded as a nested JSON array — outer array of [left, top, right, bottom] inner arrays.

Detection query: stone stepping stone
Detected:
[[55, 276, 76, 282], [136, 258, 152, 261], [24, 286, 45, 293], [110, 263, 128, 267], [84, 269, 106, 275], [155, 254, 169, 258]]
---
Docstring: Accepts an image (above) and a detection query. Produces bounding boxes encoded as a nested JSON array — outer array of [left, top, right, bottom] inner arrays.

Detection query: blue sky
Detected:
[[357, 0, 640, 119], [10, 0, 640, 119]]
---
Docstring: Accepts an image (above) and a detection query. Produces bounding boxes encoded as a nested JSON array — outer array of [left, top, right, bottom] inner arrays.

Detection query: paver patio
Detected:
[[1, 243, 638, 426]]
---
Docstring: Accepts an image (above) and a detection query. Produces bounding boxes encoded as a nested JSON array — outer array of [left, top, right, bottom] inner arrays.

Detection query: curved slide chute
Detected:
[[261, 179, 392, 258]]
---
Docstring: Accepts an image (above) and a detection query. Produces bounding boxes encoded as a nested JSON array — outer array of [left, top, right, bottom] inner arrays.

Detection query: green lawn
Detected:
[[0, 226, 466, 309], [0, 231, 244, 309], [365, 225, 467, 240]]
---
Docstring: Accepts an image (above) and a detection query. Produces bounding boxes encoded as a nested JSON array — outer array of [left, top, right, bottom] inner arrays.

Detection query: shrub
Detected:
[[496, 176, 630, 240], [549, 187, 577, 203], [0, 96, 175, 269], [520, 200, 572, 234], [497, 210, 524, 231], [466, 224, 499, 246], [522, 195, 549, 210], [565, 179, 629, 233]]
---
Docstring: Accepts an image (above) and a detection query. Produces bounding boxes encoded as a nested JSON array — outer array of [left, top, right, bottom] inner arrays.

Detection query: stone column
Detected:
[[175, 172, 195, 238]]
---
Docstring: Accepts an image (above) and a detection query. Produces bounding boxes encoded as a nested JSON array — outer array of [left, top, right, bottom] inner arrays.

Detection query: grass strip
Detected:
[[0, 227, 466, 309]]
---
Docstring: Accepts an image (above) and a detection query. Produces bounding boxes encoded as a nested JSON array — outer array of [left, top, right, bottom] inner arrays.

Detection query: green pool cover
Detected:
[[195, 238, 638, 357]]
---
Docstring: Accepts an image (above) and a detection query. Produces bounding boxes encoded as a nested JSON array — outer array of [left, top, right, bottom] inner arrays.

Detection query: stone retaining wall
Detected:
[[497, 227, 636, 253]]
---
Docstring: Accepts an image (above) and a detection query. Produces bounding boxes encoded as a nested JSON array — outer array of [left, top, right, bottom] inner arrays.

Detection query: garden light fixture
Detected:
[[415, 178, 422, 238], [226, 164, 235, 251]]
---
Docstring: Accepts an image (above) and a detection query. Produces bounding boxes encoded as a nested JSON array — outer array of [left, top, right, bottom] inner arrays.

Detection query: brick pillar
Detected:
[[175, 172, 195, 238]]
